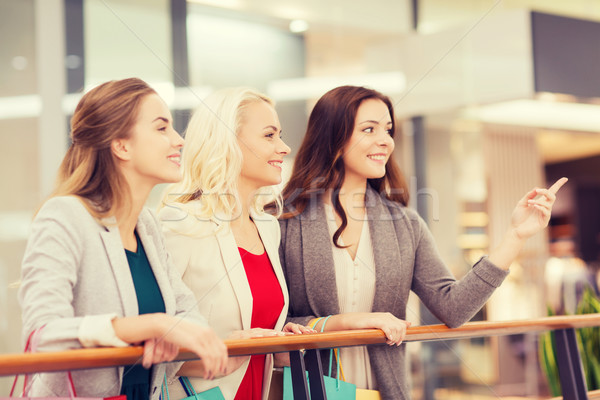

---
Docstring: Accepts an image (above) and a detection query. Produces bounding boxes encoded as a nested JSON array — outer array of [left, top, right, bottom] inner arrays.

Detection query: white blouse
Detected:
[[324, 204, 378, 390]]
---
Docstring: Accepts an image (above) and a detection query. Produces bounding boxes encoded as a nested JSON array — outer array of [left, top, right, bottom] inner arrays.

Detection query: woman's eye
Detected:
[[386, 129, 393, 135], [363, 127, 374, 133], [265, 132, 275, 138], [158, 127, 167, 132]]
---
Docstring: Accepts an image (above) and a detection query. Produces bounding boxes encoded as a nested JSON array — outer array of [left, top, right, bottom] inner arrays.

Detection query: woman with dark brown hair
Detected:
[[278, 85, 566, 398], [18, 78, 227, 400]]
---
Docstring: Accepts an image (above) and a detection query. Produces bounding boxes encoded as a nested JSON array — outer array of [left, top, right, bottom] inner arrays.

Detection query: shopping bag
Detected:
[[9, 372, 126, 400], [161, 375, 224, 400], [282, 315, 382, 400], [282, 350, 356, 399], [356, 388, 382, 400], [283, 316, 356, 399], [8, 327, 126, 400], [331, 347, 381, 400]]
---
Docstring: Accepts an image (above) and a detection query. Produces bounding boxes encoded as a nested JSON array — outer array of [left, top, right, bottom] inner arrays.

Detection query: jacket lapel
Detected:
[[254, 216, 289, 331], [299, 199, 340, 316], [215, 222, 253, 330], [366, 188, 404, 313], [136, 215, 176, 315], [99, 221, 138, 317]]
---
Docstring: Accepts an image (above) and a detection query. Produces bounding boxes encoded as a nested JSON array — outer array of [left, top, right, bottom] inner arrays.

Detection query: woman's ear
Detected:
[[111, 138, 131, 161]]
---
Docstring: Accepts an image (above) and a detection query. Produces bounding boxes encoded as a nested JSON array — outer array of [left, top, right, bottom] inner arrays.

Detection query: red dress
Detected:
[[234, 248, 284, 400]]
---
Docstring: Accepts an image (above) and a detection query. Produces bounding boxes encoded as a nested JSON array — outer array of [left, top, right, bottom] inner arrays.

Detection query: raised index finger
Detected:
[[548, 177, 568, 194]]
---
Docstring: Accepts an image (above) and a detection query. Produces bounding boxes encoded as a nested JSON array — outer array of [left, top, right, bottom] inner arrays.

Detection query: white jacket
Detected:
[[159, 203, 289, 400]]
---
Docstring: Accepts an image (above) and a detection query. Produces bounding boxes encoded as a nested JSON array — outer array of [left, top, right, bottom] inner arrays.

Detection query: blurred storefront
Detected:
[[2, 1, 600, 398]]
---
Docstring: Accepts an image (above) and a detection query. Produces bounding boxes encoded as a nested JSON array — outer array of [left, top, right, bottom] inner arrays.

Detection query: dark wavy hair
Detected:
[[280, 85, 409, 247]]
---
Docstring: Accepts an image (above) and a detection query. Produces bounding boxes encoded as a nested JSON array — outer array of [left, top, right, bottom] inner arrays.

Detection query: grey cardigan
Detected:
[[279, 187, 509, 399], [19, 196, 206, 400]]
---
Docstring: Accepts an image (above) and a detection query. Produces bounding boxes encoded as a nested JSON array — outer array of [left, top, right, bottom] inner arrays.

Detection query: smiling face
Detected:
[[342, 98, 395, 185], [116, 93, 184, 187], [237, 100, 290, 191]]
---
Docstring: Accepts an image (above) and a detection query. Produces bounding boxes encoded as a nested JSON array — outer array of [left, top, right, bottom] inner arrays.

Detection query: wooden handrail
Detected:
[[1, 314, 599, 376]]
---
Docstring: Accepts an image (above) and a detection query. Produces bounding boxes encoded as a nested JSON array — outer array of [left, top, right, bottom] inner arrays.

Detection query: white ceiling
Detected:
[[187, 0, 413, 34], [418, 0, 600, 33], [188, 0, 600, 34]]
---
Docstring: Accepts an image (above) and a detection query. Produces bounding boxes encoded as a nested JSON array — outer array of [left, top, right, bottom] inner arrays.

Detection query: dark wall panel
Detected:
[[65, 0, 84, 94], [532, 12, 600, 98], [546, 155, 600, 263]]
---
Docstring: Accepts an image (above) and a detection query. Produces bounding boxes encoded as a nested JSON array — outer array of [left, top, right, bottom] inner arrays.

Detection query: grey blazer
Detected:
[[19, 196, 205, 400], [279, 187, 509, 399]]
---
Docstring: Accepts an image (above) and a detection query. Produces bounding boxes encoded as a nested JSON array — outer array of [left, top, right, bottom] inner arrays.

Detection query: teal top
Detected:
[[120, 231, 166, 400]]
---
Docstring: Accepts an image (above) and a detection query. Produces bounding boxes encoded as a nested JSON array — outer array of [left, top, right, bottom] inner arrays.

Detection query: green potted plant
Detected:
[[539, 287, 600, 396]]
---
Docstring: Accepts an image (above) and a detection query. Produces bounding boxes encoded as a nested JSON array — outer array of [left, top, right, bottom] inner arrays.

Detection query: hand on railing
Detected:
[[350, 312, 412, 346], [228, 328, 287, 375], [311, 312, 412, 346], [112, 314, 227, 379], [283, 322, 317, 335], [3, 314, 600, 377], [141, 338, 178, 368]]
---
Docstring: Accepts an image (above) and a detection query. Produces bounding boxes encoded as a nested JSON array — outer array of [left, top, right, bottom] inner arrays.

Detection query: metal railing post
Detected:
[[290, 350, 310, 399], [554, 328, 588, 400], [304, 349, 327, 400]]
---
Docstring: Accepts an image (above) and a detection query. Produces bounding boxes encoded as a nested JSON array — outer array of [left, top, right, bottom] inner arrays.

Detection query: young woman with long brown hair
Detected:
[[278, 85, 567, 398], [18, 78, 227, 400]]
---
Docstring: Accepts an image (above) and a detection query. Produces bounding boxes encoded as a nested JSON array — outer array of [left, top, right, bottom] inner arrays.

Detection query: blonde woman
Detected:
[[158, 87, 312, 400], [18, 78, 227, 400]]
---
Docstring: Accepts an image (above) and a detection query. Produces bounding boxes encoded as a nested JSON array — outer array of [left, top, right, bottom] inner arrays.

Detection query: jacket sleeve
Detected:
[[18, 197, 126, 351], [409, 211, 509, 328]]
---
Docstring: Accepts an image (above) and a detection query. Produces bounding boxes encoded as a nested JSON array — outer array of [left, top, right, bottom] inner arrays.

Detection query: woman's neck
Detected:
[[232, 178, 259, 228], [118, 175, 153, 249], [325, 176, 368, 210], [118, 193, 145, 235], [230, 178, 266, 254]]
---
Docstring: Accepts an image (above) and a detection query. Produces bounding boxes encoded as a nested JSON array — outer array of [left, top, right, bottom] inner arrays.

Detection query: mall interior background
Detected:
[[2, 0, 600, 398]]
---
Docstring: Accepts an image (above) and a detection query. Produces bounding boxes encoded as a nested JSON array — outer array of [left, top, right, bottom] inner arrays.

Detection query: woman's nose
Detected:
[[278, 138, 291, 155]]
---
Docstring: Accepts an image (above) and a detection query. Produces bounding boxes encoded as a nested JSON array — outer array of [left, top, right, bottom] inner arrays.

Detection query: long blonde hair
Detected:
[[51, 78, 156, 221], [160, 87, 282, 222]]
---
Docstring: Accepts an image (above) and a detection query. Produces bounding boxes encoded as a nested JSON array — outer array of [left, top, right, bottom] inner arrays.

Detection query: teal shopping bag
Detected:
[[282, 349, 356, 400], [161, 375, 225, 400]]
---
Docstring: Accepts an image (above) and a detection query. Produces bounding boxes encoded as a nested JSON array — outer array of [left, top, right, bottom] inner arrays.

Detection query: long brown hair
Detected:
[[51, 78, 156, 221], [280, 85, 409, 247]]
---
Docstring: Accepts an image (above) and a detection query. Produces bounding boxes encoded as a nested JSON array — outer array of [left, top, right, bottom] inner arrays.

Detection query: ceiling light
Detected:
[[267, 71, 406, 102], [289, 19, 309, 33], [186, 0, 242, 9], [462, 99, 600, 133], [0, 95, 41, 119]]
